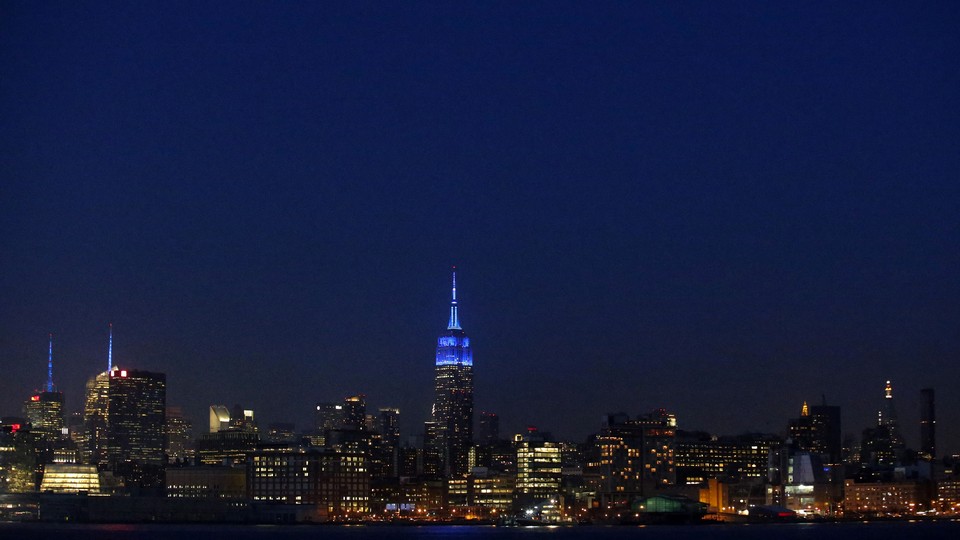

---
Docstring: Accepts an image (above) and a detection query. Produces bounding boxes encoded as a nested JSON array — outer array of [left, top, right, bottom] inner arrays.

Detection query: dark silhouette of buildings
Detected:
[[478, 411, 500, 445]]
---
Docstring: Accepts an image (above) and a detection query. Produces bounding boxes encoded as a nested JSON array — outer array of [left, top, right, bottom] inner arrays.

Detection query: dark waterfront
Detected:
[[3, 521, 960, 540]]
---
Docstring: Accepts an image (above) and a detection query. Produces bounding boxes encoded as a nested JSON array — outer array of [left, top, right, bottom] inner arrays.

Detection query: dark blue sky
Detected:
[[2, 2, 959, 452]]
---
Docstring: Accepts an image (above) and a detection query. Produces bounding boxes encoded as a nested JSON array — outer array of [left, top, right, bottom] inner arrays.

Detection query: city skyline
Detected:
[[2, 272, 953, 457], [2, 2, 959, 456]]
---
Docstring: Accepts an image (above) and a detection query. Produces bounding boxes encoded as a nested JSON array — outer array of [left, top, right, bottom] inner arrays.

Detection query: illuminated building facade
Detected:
[[843, 478, 933, 516], [315, 402, 344, 432], [343, 395, 366, 431], [81, 371, 111, 465], [587, 410, 677, 508], [24, 392, 64, 440], [937, 478, 960, 514], [447, 471, 516, 514], [515, 433, 562, 499], [675, 432, 780, 485], [39, 464, 101, 494], [166, 406, 194, 463], [373, 407, 400, 479], [248, 447, 370, 517], [210, 405, 231, 433], [196, 430, 259, 466], [202, 402, 261, 466], [432, 269, 473, 477], [24, 335, 65, 440], [167, 465, 246, 499], [104, 368, 166, 466]]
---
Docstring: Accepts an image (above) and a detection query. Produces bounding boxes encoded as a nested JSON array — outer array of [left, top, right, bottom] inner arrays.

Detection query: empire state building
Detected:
[[432, 268, 474, 477]]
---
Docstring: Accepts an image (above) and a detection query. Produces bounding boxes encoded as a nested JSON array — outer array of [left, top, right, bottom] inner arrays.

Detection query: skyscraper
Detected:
[[478, 411, 500, 444], [432, 268, 474, 477], [860, 381, 905, 467], [82, 371, 110, 464], [879, 380, 905, 449], [24, 334, 64, 439], [104, 368, 167, 466], [343, 395, 367, 431], [166, 406, 193, 463], [315, 402, 345, 433], [809, 403, 842, 466]]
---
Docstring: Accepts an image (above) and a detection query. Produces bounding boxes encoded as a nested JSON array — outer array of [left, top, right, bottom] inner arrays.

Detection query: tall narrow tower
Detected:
[[24, 333, 64, 439], [108, 323, 113, 372], [47, 333, 55, 392], [879, 380, 904, 448], [920, 388, 935, 460], [432, 267, 474, 477]]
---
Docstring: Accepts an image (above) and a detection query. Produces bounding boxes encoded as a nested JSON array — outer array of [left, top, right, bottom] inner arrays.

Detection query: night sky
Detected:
[[2, 2, 959, 454]]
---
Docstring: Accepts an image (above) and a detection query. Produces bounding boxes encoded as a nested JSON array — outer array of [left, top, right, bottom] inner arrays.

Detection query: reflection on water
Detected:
[[1, 521, 960, 540]]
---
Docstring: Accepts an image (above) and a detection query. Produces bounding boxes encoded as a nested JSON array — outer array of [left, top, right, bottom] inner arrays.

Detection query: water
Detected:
[[2, 521, 960, 540]]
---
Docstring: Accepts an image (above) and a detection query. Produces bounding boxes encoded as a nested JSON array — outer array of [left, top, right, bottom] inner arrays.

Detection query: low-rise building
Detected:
[[843, 479, 933, 516], [248, 446, 369, 520]]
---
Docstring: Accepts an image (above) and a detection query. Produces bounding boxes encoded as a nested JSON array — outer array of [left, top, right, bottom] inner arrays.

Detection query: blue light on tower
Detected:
[[432, 266, 475, 477], [436, 269, 471, 366], [108, 323, 113, 372], [46, 333, 54, 392]]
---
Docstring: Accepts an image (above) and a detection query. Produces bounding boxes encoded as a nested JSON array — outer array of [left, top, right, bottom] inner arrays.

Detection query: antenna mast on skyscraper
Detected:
[[46, 333, 54, 392], [448, 266, 461, 330], [108, 323, 113, 372]]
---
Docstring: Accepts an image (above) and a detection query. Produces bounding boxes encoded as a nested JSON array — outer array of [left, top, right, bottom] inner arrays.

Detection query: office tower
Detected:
[[432, 268, 474, 477], [920, 388, 935, 460], [24, 334, 65, 440], [587, 409, 677, 507], [860, 381, 906, 467], [478, 412, 500, 444], [249, 447, 370, 517], [82, 372, 111, 464], [788, 399, 841, 466], [375, 408, 401, 478], [515, 431, 562, 507], [422, 420, 442, 477], [315, 402, 344, 432], [809, 403, 842, 465], [788, 402, 815, 450], [80, 363, 166, 492], [105, 368, 166, 466], [166, 406, 193, 463], [879, 380, 904, 448], [675, 432, 782, 485], [342, 395, 366, 431], [379, 408, 400, 444]]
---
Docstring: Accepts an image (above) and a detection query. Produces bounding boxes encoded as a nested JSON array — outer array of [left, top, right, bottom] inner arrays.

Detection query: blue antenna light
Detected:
[[108, 323, 113, 372], [46, 333, 54, 392], [447, 267, 461, 330]]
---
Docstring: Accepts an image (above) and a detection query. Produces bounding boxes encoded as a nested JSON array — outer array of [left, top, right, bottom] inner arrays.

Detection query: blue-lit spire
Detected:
[[46, 333, 54, 392], [447, 267, 461, 330], [108, 323, 113, 372]]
